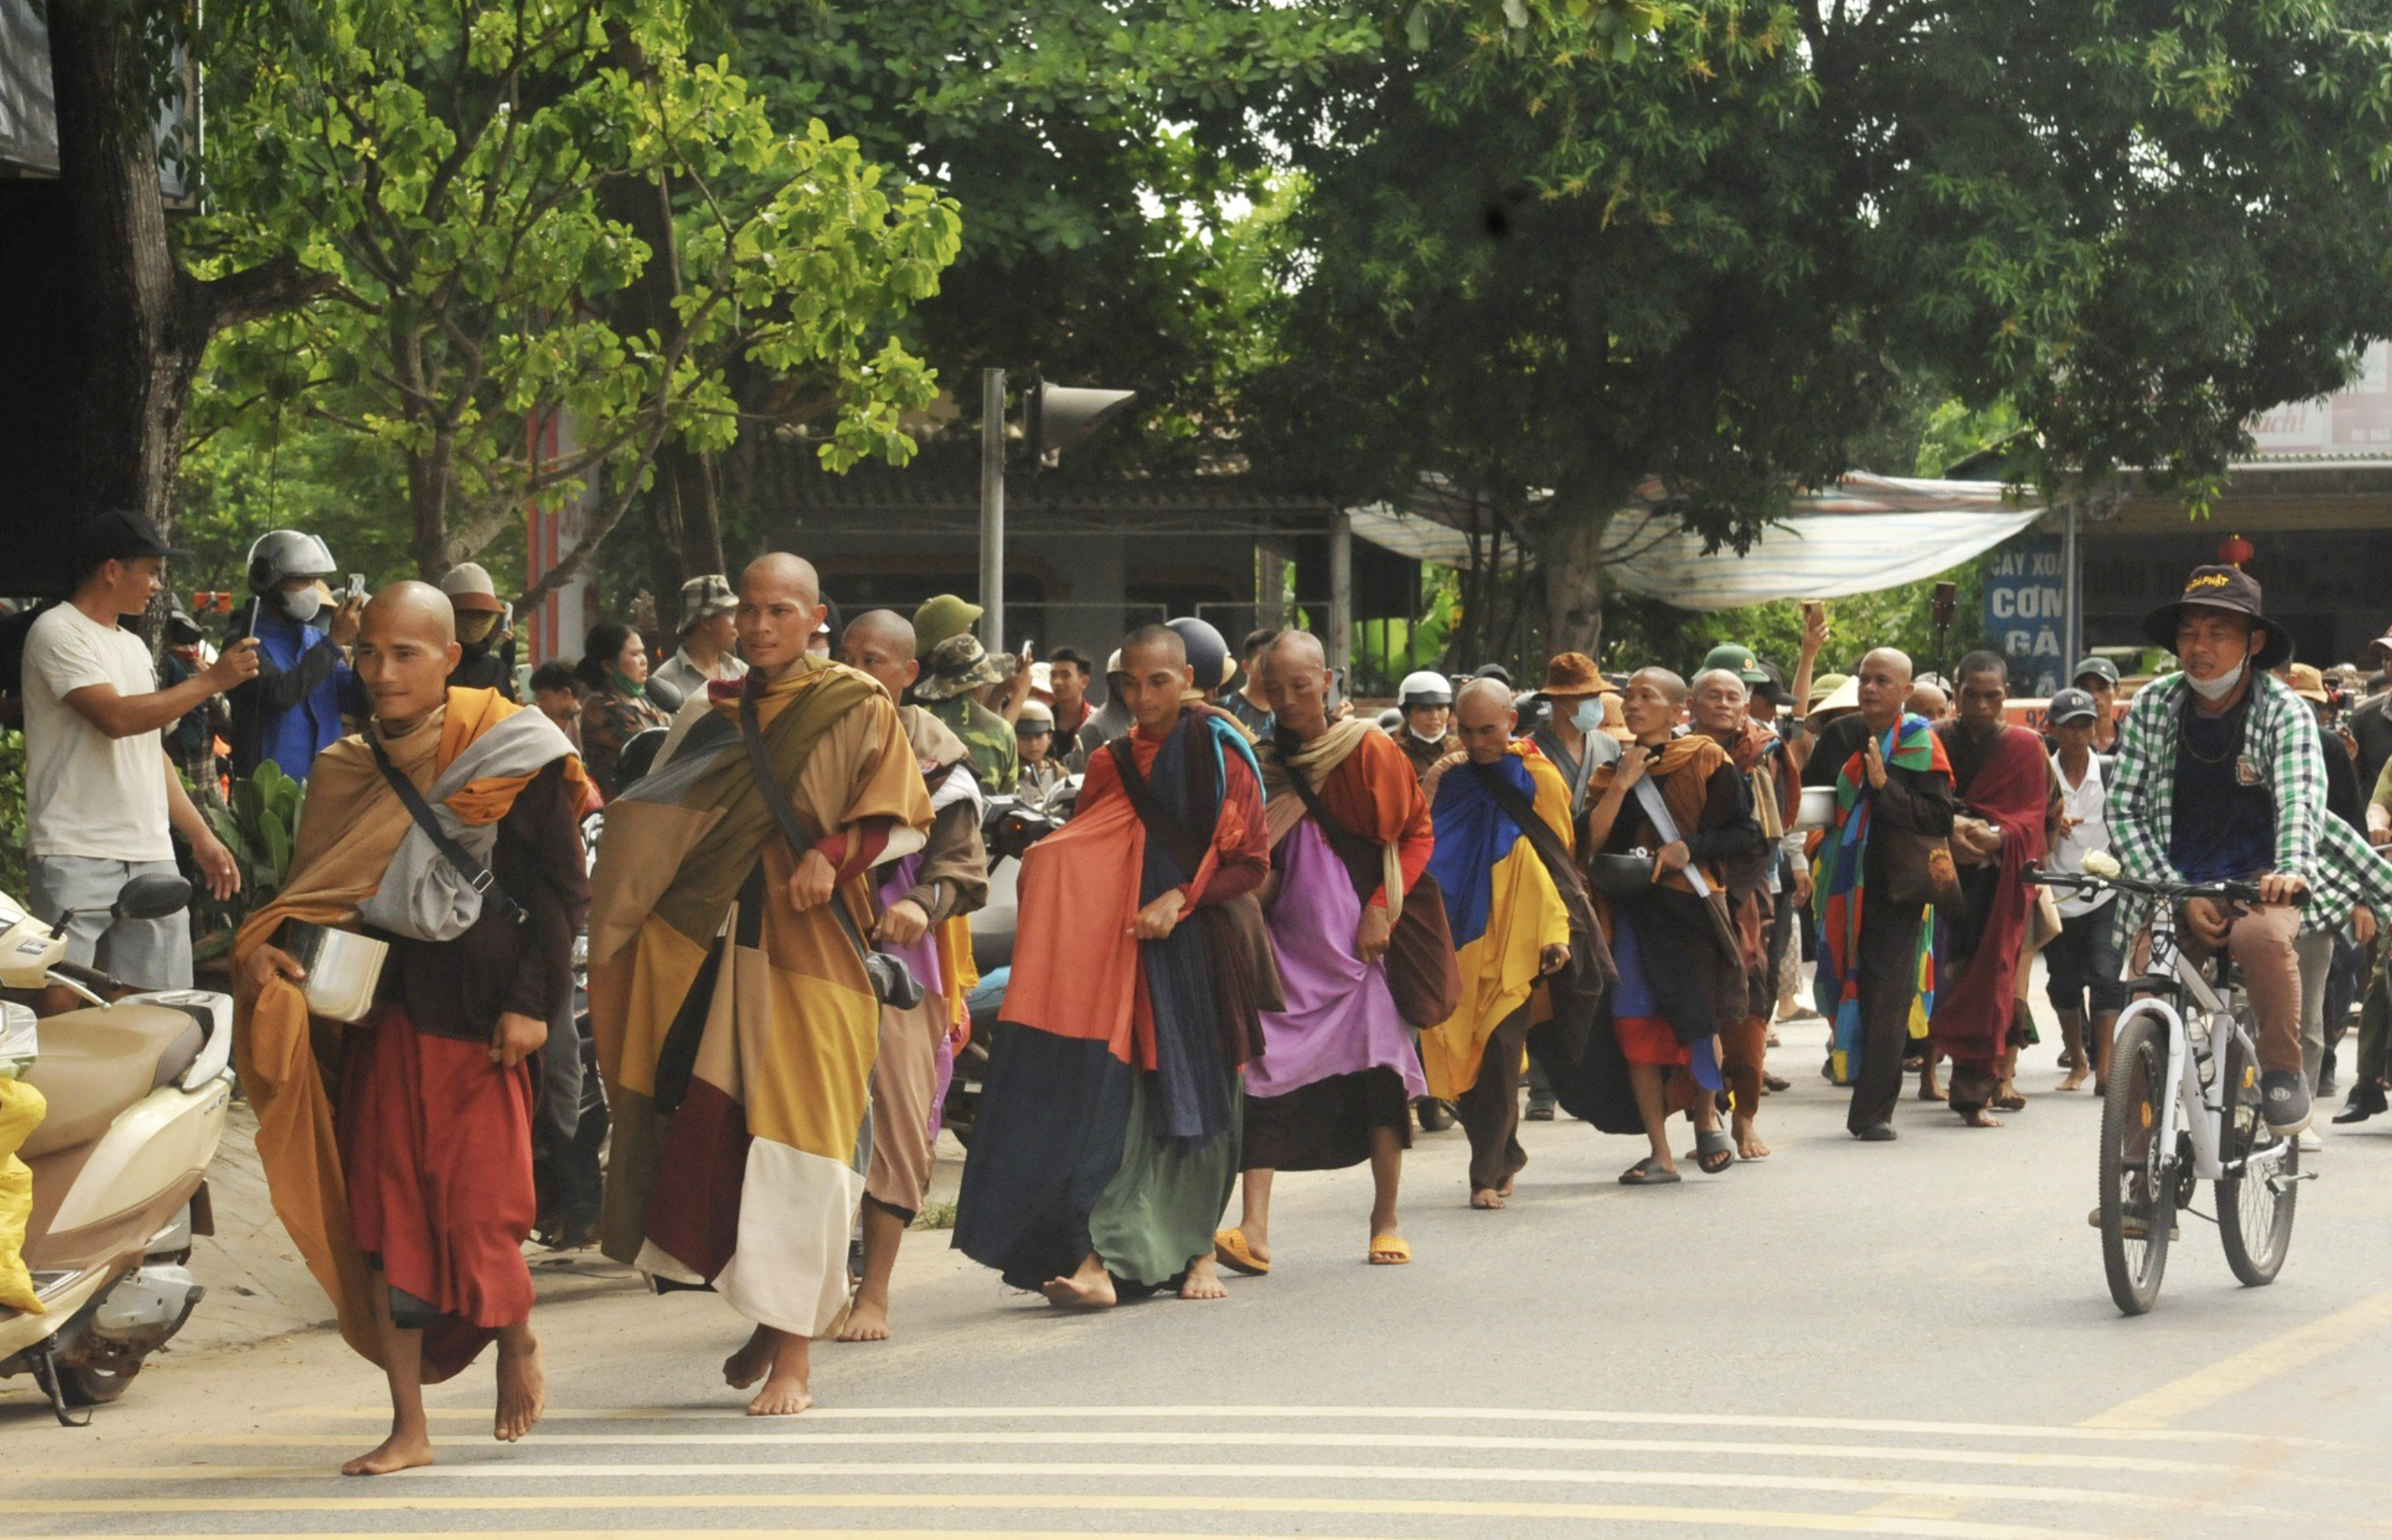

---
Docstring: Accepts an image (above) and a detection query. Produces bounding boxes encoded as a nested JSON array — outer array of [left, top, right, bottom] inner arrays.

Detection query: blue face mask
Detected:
[[1572, 699, 1603, 734]]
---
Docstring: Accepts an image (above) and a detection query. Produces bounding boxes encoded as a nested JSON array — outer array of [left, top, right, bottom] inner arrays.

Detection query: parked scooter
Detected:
[[0, 873, 235, 1421]]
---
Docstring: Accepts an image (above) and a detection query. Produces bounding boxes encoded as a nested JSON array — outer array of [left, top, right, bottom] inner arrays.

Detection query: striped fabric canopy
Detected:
[[1347, 473, 2043, 611]]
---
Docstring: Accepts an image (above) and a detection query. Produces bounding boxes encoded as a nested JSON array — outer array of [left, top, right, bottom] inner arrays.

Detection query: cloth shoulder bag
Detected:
[[1282, 757, 1460, 1029]]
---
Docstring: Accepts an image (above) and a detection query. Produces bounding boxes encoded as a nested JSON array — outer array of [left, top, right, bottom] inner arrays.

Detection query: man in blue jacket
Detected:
[[227, 529, 361, 780]]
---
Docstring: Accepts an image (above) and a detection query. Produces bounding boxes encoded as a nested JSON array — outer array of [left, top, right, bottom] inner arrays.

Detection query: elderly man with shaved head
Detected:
[[590, 553, 933, 1417], [957, 622, 1273, 1308], [834, 608, 988, 1344], [1803, 646, 1958, 1140], [235, 582, 592, 1474], [1212, 630, 1448, 1276], [1571, 669, 1764, 1184], [1420, 678, 1604, 1209]]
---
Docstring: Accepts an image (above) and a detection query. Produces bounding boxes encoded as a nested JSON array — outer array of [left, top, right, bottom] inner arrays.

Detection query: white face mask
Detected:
[[2187, 657, 2245, 702], [1571, 699, 1603, 734], [279, 586, 325, 625]]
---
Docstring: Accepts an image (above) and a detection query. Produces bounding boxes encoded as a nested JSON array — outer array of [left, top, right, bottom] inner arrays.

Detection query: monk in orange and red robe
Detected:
[[954, 624, 1271, 1307]]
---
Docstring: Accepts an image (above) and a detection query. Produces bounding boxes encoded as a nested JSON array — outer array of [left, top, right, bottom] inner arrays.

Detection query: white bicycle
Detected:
[[2028, 865, 2310, 1317]]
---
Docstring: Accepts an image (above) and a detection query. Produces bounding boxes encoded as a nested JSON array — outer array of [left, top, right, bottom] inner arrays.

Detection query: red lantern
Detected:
[[2218, 532, 2255, 567]]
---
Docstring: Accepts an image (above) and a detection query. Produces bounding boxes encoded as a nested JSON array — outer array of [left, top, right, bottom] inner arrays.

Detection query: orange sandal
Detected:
[[1368, 1235, 1412, 1265], [1213, 1227, 1271, 1276]]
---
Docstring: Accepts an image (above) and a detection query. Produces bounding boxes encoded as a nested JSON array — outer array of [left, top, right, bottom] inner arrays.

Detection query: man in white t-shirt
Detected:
[[2042, 688, 2124, 1093], [23, 509, 259, 988]]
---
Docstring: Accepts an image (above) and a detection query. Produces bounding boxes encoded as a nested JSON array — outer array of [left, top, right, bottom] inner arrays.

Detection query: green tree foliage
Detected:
[[187, 0, 964, 602], [1254, 0, 2392, 652], [713, 0, 1379, 470]]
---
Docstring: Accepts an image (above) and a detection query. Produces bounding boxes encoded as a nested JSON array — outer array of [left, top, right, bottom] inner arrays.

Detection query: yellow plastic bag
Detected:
[[0, 1077, 46, 1315]]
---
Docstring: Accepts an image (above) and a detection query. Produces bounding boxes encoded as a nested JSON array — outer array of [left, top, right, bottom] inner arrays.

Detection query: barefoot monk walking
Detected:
[[588, 554, 931, 1416], [236, 583, 590, 1474]]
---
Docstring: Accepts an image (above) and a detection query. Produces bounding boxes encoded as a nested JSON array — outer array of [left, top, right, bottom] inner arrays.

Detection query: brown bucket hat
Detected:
[[2141, 564, 2292, 670], [1539, 651, 1617, 697]]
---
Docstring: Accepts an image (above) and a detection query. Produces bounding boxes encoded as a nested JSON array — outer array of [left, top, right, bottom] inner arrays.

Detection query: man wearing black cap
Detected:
[[2108, 565, 2392, 1136], [22, 510, 258, 988]]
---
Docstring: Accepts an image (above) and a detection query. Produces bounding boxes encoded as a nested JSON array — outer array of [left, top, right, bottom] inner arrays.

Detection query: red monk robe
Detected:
[[1928, 720, 2049, 1095]]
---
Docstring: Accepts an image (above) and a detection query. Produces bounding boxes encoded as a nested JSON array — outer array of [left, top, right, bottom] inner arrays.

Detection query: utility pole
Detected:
[[979, 368, 1006, 653]]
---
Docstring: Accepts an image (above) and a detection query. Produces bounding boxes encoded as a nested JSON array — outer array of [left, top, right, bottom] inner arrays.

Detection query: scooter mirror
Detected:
[[113, 873, 195, 920]]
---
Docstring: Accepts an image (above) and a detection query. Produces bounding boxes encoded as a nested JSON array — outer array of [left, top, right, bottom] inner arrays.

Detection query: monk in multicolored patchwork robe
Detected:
[[1421, 680, 1604, 1210], [588, 555, 931, 1416], [1213, 631, 1444, 1277], [237, 584, 588, 1475], [954, 624, 1273, 1306]]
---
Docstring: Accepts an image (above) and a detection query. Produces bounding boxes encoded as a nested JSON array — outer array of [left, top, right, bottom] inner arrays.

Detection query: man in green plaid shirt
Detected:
[[2109, 565, 2392, 1136]]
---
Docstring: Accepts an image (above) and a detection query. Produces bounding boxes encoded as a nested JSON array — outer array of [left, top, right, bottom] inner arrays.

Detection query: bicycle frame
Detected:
[[2119, 916, 2281, 1186]]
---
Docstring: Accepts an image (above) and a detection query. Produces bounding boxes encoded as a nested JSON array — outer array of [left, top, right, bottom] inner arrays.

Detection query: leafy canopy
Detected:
[[188, 0, 963, 592]]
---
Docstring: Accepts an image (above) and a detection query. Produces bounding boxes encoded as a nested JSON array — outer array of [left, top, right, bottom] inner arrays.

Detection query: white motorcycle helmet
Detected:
[[245, 529, 339, 623], [1396, 670, 1453, 709]]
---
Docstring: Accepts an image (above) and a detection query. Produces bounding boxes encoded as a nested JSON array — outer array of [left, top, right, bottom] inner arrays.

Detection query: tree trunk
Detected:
[[596, 26, 722, 598], [48, 0, 204, 534], [1540, 470, 1625, 660]]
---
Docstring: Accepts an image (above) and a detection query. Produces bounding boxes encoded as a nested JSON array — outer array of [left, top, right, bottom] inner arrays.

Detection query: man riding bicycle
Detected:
[[2108, 565, 2392, 1138]]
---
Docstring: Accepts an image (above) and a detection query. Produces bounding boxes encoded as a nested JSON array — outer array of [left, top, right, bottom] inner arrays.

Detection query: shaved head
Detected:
[[738, 551, 828, 677], [1856, 647, 1916, 731], [1629, 666, 1689, 705], [363, 580, 456, 647], [1261, 629, 1332, 739], [1265, 629, 1327, 671], [1122, 622, 1186, 668], [1455, 678, 1516, 764], [356, 580, 460, 729], [742, 552, 821, 607], [1456, 677, 1513, 715], [844, 607, 915, 657]]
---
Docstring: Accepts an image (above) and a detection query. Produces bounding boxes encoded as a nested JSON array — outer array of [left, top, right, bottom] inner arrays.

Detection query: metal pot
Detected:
[[1795, 785, 1838, 832], [284, 923, 390, 1025]]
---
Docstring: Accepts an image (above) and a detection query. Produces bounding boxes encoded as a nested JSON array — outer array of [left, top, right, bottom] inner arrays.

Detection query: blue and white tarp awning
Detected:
[[1347, 473, 2043, 612]]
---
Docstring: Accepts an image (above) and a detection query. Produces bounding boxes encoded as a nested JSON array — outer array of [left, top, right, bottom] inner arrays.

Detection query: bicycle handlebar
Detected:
[[2024, 866, 2309, 910]]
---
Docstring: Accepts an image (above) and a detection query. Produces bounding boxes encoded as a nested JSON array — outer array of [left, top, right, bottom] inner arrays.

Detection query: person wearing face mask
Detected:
[[1392, 671, 1459, 782], [227, 529, 363, 781], [1525, 653, 1623, 819], [2108, 565, 2392, 1141]]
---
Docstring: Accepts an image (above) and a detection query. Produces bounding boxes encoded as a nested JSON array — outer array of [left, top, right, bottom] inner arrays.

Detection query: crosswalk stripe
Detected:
[[2080, 1285, 2392, 1429], [278, 1402, 2327, 1446], [0, 1459, 2319, 1517], [156, 1427, 2245, 1475], [0, 1492, 2113, 1539]]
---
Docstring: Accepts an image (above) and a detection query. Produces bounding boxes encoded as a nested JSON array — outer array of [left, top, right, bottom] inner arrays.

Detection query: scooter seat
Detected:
[[18, 1005, 204, 1159]]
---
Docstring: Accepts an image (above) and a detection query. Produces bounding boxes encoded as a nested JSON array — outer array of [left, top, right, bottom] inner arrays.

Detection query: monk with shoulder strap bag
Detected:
[[738, 686, 925, 1011]]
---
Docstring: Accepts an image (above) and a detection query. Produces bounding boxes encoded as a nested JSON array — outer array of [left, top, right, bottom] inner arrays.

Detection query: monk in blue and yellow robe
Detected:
[[1424, 685, 1606, 1207]]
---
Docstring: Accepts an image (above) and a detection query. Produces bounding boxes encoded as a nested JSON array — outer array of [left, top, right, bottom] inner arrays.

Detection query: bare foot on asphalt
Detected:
[[723, 1324, 773, 1390], [341, 1428, 434, 1477], [1040, 1252, 1118, 1309], [1178, 1256, 1227, 1301], [746, 1331, 814, 1416], [494, 1328, 545, 1443], [836, 1298, 891, 1343]]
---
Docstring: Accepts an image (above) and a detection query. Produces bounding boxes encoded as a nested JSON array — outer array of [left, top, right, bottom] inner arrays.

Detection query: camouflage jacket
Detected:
[[583, 688, 673, 800], [920, 693, 1018, 795]]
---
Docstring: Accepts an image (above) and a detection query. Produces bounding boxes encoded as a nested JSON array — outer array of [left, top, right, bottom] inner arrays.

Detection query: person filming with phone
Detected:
[[228, 528, 363, 781]]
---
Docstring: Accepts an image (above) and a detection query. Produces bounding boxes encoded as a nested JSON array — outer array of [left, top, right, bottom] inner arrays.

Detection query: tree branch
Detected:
[[194, 255, 334, 333]]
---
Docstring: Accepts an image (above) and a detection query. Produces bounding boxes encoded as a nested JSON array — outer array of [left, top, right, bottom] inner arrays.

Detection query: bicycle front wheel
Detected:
[[2217, 1016, 2298, 1287], [2100, 1012, 2174, 1315]]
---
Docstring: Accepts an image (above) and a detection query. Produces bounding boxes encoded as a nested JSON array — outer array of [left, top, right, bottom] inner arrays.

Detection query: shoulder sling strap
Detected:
[[737, 685, 923, 1009], [366, 729, 524, 926]]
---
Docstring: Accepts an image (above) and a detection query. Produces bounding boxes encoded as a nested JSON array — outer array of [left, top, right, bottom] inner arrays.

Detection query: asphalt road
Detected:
[[10, 993, 2392, 1539]]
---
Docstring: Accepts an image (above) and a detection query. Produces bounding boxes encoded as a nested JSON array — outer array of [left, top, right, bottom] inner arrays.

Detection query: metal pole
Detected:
[[1329, 509, 1354, 684], [979, 368, 1006, 653], [2061, 501, 2082, 673]]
